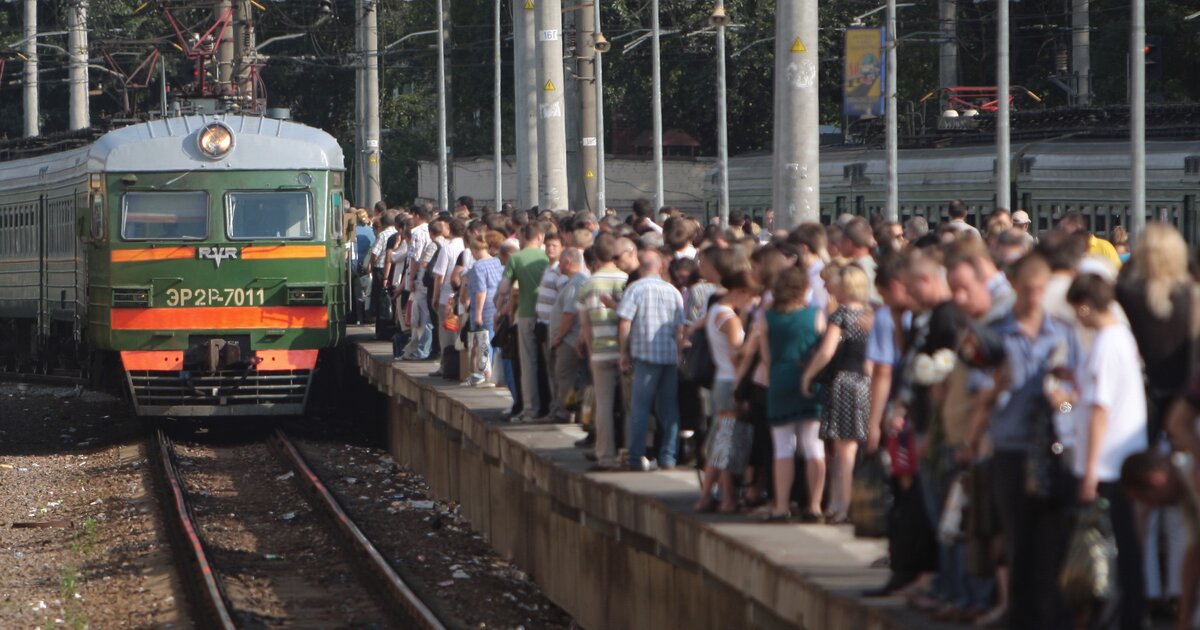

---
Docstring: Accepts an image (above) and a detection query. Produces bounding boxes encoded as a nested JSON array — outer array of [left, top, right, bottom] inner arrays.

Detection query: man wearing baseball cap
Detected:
[[1012, 210, 1037, 246]]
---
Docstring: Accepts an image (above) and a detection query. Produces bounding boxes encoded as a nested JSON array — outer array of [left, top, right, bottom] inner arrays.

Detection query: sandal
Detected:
[[759, 510, 791, 523]]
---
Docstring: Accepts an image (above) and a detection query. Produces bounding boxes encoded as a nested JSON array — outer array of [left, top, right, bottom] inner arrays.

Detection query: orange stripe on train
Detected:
[[111, 247, 196, 262], [111, 306, 329, 330], [120, 351, 184, 370], [241, 245, 326, 259], [110, 245, 326, 263], [120, 349, 318, 371]]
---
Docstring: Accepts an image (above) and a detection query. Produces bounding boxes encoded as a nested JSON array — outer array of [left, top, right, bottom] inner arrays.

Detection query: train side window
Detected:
[[331, 192, 343, 242], [121, 191, 209, 240]]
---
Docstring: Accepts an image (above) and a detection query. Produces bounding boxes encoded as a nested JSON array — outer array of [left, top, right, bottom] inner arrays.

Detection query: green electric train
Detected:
[[0, 115, 348, 416]]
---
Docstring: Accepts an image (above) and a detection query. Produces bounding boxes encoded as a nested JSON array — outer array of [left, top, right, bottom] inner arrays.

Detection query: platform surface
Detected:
[[350, 329, 958, 629]]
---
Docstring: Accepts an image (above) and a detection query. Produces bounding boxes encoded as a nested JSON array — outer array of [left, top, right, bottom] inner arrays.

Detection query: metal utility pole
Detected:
[[650, 0, 665, 210], [772, 0, 819, 228], [22, 0, 38, 137], [577, 3, 598, 211], [938, 0, 956, 109], [884, 0, 898, 221], [995, 0, 1011, 210], [714, 0, 730, 228], [536, 0, 570, 210], [1130, 0, 1145, 236], [216, 1, 234, 95], [514, 0, 539, 210], [493, 0, 503, 209], [436, 0, 450, 211], [1072, 0, 1090, 106], [67, 0, 89, 130]]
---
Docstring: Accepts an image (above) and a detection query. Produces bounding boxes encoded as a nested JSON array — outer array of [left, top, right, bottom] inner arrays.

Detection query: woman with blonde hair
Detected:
[[1116, 221, 1192, 443], [801, 264, 874, 523]]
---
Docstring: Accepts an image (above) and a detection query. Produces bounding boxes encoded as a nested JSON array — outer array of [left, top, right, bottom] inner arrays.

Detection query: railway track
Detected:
[[153, 428, 446, 629]]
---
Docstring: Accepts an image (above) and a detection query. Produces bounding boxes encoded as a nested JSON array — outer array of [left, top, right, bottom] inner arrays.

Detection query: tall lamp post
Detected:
[[650, 0, 664, 210], [1130, 0, 1145, 236]]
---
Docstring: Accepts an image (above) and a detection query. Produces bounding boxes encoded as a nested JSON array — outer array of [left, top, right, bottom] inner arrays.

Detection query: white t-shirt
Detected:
[[1072, 325, 1148, 481], [433, 237, 465, 306], [705, 304, 743, 382]]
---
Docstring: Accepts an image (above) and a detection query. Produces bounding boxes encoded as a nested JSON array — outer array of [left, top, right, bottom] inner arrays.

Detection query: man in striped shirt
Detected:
[[576, 234, 629, 470], [534, 233, 567, 419]]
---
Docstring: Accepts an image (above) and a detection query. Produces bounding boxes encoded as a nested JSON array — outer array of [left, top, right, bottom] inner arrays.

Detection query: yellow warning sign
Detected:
[[544, 80, 555, 91], [790, 37, 806, 53], [586, 170, 595, 179], [523, 0, 534, 9]]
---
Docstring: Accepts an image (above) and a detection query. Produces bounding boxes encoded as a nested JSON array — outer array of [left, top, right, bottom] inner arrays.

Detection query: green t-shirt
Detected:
[[504, 247, 550, 318]]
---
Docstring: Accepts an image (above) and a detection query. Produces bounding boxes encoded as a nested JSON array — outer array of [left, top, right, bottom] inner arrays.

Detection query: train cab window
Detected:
[[225, 191, 314, 240], [121, 191, 209, 240]]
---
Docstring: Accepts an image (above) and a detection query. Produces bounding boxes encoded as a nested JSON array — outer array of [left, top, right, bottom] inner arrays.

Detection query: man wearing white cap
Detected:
[[1012, 210, 1037, 247]]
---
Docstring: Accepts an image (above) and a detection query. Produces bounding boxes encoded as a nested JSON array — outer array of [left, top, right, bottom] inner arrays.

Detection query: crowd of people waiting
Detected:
[[345, 195, 1200, 630]]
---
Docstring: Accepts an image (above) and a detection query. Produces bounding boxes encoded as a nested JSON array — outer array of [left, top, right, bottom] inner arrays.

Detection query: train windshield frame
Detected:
[[224, 191, 315, 241], [120, 191, 210, 241]]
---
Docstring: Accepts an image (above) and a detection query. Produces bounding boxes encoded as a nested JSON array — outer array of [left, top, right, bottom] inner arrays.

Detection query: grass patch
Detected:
[[57, 566, 87, 630], [68, 518, 100, 556]]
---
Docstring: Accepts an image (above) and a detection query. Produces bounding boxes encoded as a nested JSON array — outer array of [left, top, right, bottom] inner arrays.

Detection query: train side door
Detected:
[[38, 193, 47, 351]]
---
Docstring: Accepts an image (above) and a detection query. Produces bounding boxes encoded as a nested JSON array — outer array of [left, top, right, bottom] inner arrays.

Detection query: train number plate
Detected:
[[164, 288, 267, 307]]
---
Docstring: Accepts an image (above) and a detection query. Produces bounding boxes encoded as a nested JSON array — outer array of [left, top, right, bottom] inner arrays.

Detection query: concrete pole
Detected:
[[1130, 0, 1145, 236], [577, 3, 598, 212], [215, 0, 234, 96], [364, 0, 382, 207], [593, 0, 607, 214], [514, 0, 540, 210], [884, 0, 898, 221], [772, 0, 819, 228], [995, 0, 1011, 211], [1072, 0, 1090, 106], [67, 0, 89, 130], [493, 0, 503, 209], [22, 0, 38, 137], [436, 0, 450, 211], [650, 0, 665, 210], [938, 0, 956, 110], [354, 10, 365, 204], [536, 0, 570, 210], [715, 0, 730, 229], [233, 0, 258, 107]]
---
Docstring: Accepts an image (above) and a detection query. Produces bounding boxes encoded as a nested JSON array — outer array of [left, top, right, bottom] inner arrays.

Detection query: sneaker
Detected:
[[629, 456, 658, 472], [472, 381, 496, 389], [574, 435, 594, 448], [429, 370, 443, 378], [510, 412, 540, 424]]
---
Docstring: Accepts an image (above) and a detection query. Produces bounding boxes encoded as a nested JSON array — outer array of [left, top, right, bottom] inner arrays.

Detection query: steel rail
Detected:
[[272, 429, 447, 630], [153, 429, 238, 630]]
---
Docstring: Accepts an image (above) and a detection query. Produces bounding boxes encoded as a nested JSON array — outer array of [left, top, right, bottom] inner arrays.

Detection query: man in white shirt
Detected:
[[432, 218, 467, 359], [945, 199, 981, 237], [401, 208, 435, 360], [368, 213, 397, 330], [1068, 273, 1148, 629]]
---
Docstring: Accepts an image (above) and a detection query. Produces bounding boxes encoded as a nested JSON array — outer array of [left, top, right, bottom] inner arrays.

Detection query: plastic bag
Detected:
[[850, 453, 894, 538], [1059, 499, 1118, 609], [937, 475, 966, 545]]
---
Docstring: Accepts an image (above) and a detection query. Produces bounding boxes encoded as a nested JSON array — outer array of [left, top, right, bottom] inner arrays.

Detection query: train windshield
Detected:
[[121, 191, 209, 240], [225, 191, 314, 240]]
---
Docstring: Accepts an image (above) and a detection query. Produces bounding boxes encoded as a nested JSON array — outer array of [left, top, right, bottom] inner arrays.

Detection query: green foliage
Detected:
[[5, 0, 1200, 200]]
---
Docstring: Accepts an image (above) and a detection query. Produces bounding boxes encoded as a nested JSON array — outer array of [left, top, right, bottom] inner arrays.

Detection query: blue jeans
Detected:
[[920, 449, 993, 608], [404, 292, 433, 359], [502, 358, 522, 411], [629, 360, 680, 467]]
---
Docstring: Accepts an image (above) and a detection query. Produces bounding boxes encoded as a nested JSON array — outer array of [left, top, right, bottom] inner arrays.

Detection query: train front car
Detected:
[[91, 116, 346, 416]]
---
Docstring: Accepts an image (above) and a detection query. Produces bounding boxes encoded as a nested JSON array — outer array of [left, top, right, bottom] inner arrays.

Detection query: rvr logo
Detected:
[[197, 247, 239, 268]]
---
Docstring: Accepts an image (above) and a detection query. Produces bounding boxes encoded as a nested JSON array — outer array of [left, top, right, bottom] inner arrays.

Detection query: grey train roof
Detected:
[[88, 115, 344, 173]]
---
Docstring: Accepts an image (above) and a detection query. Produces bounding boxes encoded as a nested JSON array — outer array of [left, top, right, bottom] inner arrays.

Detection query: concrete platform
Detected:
[[351, 332, 951, 629]]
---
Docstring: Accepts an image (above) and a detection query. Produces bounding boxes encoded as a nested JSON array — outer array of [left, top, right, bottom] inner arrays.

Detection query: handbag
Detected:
[[1059, 499, 1118, 609], [681, 327, 715, 387], [467, 329, 491, 374], [443, 310, 461, 332], [491, 315, 512, 349], [733, 351, 760, 403], [1024, 398, 1074, 501], [849, 453, 894, 538]]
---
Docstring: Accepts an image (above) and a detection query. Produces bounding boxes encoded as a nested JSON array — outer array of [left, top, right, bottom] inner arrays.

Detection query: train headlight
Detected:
[[197, 122, 235, 159]]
